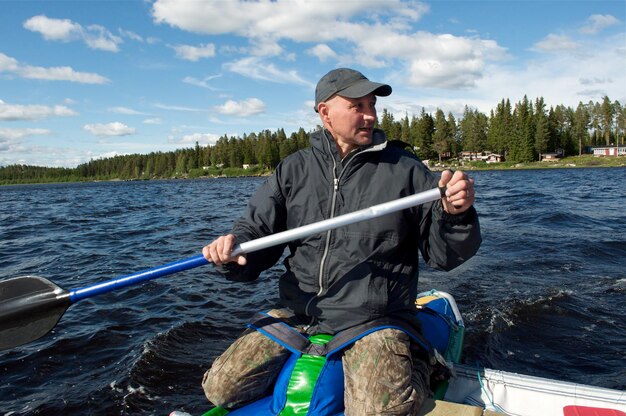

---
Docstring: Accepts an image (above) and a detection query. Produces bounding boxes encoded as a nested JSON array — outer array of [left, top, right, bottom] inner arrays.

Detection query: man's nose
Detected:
[[363, 109, 376, 121]]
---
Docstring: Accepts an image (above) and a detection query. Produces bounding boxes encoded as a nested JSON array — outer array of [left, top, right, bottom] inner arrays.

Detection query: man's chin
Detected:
[[357, 134, 373, 145]]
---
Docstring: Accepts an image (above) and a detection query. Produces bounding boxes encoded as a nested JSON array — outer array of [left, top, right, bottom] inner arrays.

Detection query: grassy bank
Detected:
[[431, 155, 626, 171]]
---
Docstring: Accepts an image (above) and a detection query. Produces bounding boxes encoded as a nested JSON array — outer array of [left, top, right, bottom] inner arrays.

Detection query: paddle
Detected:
[[0, 187, 444, 351]]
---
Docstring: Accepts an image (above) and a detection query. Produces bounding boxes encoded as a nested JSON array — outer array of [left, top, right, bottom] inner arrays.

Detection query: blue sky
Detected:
[[1, 0, 624, 168]]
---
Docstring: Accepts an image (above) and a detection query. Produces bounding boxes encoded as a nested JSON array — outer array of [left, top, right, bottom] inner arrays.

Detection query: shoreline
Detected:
[[1, 157, 624, 186]]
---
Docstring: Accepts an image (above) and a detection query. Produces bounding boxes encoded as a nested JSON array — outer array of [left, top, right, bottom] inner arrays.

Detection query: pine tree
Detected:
[[413, 109, 434, 160], [379, 109, 396, 139], [600, 96, 614, 145], [433, 109, 451, 161], [447, 112, 460, 156], [487, 99, 512, 158], [615, 101, 626, 145], [573, 102, 590, 155], [460, 106, 487, 156], [534, 98, 550, 159], [510, 97, 535, 162]]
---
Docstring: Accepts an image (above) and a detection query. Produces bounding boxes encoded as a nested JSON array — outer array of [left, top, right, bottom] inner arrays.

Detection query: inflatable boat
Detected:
[[171, 290, 625, 416]]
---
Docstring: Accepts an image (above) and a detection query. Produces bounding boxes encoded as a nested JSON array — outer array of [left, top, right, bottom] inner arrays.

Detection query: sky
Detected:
[[0, 0, 624, 168]]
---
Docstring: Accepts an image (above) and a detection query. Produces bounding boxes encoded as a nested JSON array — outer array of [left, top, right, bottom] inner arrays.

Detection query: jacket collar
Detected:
[[310, 128, 388, 156]]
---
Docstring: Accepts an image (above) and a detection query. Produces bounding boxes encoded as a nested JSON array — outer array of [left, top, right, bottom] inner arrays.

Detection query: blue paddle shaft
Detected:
[[68, 187, 444, 304], [69, 255, 208, 303]]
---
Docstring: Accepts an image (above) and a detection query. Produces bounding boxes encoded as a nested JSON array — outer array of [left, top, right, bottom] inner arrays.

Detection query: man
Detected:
[[201, 68, 481, 415]]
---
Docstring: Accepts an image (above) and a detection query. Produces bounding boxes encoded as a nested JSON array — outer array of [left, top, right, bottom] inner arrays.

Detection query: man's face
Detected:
[[319, 93, 378, 156]]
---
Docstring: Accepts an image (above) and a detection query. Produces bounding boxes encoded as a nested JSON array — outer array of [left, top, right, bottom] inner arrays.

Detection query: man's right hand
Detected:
[[202, 234, 247, 266]]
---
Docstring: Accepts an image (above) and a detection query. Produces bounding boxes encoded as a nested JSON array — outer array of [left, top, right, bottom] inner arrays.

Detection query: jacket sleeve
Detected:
[[214, 173, 288, 282], [416, 175, 482, 272]]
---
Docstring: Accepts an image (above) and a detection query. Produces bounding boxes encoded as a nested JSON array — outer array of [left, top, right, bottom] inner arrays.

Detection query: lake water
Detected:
[[0, 167, 625, 415]]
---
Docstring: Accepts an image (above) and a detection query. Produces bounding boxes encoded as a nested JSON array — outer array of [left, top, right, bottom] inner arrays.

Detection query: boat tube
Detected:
[[171, 290, 625, 416]]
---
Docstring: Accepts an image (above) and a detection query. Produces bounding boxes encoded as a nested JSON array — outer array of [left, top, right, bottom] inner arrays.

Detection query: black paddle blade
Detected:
[[0, 276, 71, 351]]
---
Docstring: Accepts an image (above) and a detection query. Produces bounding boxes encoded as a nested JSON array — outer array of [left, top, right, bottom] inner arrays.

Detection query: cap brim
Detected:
[[338, 79, 392, 99]]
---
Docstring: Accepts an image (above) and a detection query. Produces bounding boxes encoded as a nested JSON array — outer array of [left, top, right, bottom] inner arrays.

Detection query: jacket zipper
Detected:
[[315, 175, 339, 298], [305, 138, 365, 315], [304, 134, 338, 316], [304, 132, 386, 318]]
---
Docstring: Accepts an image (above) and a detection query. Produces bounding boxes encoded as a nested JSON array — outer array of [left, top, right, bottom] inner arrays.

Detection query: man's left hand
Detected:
[[438, 170, 475, 215]]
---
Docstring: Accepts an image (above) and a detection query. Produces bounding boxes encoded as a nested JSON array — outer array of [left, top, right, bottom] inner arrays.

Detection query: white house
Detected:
[[592, 146, 626, 157]]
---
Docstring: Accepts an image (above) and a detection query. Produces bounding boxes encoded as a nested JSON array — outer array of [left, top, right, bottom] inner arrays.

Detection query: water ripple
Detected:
[[1, 170, 625, 414]]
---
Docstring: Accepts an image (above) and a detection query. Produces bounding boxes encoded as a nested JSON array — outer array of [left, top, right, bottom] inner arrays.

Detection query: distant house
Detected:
[[460, 151, 503, 163], [540, 153, 560, 162], [540, 148, 564, 162], [484, 153, 503, 163], [460, 151, 481, 161], [592, 146, 626, 157]]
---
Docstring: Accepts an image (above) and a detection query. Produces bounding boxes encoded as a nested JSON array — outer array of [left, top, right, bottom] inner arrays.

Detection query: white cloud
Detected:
[[579, 77, 612, 86], [84, 24, 123, 52], [580, 14, 620, 35], [0, 141, 109, 168], [472, 33, 626, 113], [248, 37, 284, 57], [151, 0, 427, 41], [83, 122, 136, 137], [0, 53, 20, 72], [143, 118, 162, 124], [108, 106, 147, 115], [182, 75, 221, 90], [21, 65, 109, 83], [151, 0, 506, 90], [367, 31, 508, 89], [0, 127, 50, 142], [0, 53, 109, 84], [177, 132, 221, 146], [215, 98, 265, 116], [118, 28, 144, 42], [154, 103, 205, 112], [534, 34, 580, 52], [307, 44, 338, 62], [225, 57, 311, 86], [0, 100, 78, 121], [23, 15, 123, 52], [0, 128, 51, 162], [23, 15, 81, 41], [171, 43, 216, 61]]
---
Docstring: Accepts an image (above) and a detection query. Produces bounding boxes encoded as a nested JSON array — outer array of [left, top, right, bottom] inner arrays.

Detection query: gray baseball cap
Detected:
[[314, 68, 392, 112]]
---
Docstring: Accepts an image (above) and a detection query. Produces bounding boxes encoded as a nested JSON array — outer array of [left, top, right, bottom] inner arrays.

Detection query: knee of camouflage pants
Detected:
[[201, 309, 294, 409], [342, 328, 431, 416]]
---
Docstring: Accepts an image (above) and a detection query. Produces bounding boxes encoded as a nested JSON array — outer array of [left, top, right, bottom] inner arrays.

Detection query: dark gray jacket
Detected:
[[218, 128, 481, 334]]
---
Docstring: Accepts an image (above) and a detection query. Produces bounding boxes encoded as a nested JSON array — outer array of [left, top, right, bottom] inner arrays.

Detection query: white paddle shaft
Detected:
[[231, 187, 444, 256]]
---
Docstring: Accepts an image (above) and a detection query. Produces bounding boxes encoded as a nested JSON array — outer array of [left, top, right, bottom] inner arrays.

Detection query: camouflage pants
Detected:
[[202, 310, 431, 415]]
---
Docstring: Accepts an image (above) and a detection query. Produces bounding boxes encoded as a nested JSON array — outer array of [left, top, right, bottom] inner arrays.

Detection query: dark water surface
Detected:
[[1, 168, 625, 415]]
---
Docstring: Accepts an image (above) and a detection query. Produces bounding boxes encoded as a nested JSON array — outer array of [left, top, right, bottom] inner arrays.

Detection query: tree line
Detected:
[[1, 95, 624, 184], [381, 95, 624, 162]]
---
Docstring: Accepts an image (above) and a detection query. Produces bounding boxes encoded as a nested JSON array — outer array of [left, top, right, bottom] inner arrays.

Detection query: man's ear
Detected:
[[318, 102, 330, 122]]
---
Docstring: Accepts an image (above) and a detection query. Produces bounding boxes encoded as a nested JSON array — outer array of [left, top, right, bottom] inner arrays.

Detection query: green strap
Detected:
[[279, 334, 333, 416], [201, 406, 229, 416], [200, 334, 334, 416]]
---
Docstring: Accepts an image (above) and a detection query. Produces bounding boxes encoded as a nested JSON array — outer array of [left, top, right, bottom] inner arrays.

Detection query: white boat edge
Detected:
[[445, 363, 626, 415]]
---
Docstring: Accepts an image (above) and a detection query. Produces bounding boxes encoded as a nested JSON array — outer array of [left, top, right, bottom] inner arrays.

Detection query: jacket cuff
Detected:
[[440, 205, 478, 225], [214, 262, 238, 274]]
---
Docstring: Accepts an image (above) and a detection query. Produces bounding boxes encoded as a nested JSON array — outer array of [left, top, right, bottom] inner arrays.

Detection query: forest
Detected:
[[1, 95, 624, 185]]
